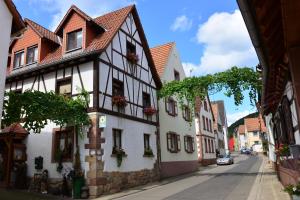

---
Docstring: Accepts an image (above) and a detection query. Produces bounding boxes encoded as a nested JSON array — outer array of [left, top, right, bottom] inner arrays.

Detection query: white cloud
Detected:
[[27, 0, 136, 31], [183, 9, 257, 75], [227, 110, 251, 126], [171, 15, 193, 32]]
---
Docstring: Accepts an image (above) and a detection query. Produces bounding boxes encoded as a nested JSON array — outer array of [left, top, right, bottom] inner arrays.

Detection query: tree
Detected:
[[159, 66, 261, 111], [2, 89, 90, 135]]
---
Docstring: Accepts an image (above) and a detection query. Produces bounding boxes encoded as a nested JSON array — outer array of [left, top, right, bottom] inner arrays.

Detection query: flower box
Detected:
[[144, 148, 154, 157], [126, 52, 139, 64], [143, 107, 156, 116], [112, 95, 127, 107]]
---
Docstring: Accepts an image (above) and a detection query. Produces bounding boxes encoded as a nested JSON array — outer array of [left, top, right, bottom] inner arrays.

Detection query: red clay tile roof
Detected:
[[2, 123, 28, 134], [25, 18, 61, 45], [150, 42, 175, 76], [8, 5, 162, 88], [4, 0, 25, 34], [55, 5, 93, 36], [245, 117, 267, 132], [211, 103, 219, 130], [238, 125, 245, 134]]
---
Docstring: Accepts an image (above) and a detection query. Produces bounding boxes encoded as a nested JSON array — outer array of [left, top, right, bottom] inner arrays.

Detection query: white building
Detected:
[[211, 103, 226, 155], [212, 101, 229, 154], [195, 96, 216, 165], [150, 42, 198, 177], [0, 0, 24, 127], [3, 5, 162, 197]]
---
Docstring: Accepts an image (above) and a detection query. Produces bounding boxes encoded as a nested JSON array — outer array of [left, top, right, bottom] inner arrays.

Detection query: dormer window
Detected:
[[13, 50, 24, 69], [66, 29, 82, 51], [26, 45, 38, 64]]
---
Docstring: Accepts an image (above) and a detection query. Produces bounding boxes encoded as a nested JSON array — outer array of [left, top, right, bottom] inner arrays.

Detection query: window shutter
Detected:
[[192, 137, 195, 152], [165, 98, 169, 113], [177, 134, 181, 151], [184, 136, 187, 152], [167, 132, 171, 151], [282, 96, 295, 144], [174, 101, 178, 116]]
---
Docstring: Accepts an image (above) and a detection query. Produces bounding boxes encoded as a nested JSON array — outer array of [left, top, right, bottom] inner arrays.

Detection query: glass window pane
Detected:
[[34, 47, 38, 61], [77, 31, 82, 48]]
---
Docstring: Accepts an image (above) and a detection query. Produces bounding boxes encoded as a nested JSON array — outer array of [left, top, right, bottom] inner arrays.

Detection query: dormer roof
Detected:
[[25, 18, 60, 45], [55, 4, 105, 36]]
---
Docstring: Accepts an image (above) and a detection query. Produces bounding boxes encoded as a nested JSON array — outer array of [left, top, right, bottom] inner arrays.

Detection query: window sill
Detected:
[[65, 47, 82, 54], [143, 154, 154, 158], [111, 154, 127, 158], [167, 112, 177, 117], [26, 61, 37, 66]]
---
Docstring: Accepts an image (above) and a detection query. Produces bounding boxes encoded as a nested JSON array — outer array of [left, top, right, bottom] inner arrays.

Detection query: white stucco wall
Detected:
[[195, 97, 216, 160], [265, 114, 276, 162], [25, 122, 89, 179], [284, 82, 300, 144], [159, 45, 198, 163], [6, 62, 94, 178], [101, 115, 157, 172], [0, 1, 13, 128]]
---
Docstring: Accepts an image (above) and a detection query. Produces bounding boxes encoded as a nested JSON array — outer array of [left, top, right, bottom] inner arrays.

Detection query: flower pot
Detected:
[[293, 195, 300, 200]]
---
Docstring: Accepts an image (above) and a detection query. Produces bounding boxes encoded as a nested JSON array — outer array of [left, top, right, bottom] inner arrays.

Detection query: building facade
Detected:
[[150, 42, 198, 177], [0, 0, 24, 128], [211, 103, 225, 155], [238, 0, 300, 186], [3, 5, 162, 197], [211, 101, 229, 154], [195, 96, 216, 165]]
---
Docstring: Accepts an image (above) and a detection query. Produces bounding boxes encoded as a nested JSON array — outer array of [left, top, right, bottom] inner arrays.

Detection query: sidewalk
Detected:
[[247, 156, 290, 200]]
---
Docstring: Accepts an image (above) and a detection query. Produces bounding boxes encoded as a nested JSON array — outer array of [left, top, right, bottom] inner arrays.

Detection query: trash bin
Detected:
[[73, 177, 85, 199]]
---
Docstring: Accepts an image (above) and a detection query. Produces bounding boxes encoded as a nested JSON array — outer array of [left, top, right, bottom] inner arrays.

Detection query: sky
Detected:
[[13, 0, 258, 125]]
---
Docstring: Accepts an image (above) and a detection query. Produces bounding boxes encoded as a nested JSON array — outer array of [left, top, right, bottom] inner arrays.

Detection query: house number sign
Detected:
[[99, 115, 106, 128]]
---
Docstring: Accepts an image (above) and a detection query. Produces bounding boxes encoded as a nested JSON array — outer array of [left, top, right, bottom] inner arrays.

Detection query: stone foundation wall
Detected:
[[160, 160, 199, 178], [86, 159, 159, 197], [200, 158, 216, 166]]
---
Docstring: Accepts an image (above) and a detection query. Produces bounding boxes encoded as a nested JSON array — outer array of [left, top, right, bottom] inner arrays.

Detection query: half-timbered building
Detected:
[[4, 4, 161, 197], [150, 42, 198, 178]]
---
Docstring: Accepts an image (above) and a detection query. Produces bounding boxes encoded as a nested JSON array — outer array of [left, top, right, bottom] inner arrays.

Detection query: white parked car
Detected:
[[216, 154, 234, 165]]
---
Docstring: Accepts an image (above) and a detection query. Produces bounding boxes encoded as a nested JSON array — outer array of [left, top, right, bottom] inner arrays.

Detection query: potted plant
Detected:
[[143, 107, 157, 116], [112, 147, 126, 167], [276, 144, 290, 158], [126, 52, 139, 64], [284, 183, 300, 200], [112, 95, 127, 107], [144, 148, 154, 157]]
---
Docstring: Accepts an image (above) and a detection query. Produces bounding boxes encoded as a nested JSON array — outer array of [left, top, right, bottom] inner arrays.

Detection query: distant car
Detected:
[[216, 154, 234, 165], [241, 148, 251, 154]]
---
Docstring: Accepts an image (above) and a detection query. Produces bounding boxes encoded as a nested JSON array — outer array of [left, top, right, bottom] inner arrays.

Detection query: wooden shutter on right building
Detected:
[[282, 96, 295, 144]]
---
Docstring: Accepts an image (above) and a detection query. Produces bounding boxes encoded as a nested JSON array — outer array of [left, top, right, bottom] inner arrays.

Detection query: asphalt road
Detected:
[[111, 154, 263, 200]]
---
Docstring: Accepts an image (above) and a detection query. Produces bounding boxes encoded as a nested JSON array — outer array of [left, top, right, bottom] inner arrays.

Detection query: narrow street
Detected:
[[99, 154, 263, 200]]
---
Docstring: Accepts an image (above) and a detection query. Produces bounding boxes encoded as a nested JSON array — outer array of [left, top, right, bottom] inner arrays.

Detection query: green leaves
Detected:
[[159, 66, 261, 111], [3, 90, 90, 133]]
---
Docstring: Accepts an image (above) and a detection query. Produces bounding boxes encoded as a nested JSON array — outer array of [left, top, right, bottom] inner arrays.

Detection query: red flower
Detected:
[[143, 107, 156, 116], [112, 95, 127, 107], [126, 52, 139, 64]]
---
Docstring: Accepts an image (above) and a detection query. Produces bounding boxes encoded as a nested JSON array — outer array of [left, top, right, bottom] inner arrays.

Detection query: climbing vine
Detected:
[[2, 89, 90, 134], [159, 66, 261, 111]]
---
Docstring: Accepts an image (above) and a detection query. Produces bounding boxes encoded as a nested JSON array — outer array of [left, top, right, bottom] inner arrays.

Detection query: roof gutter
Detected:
[[6, 49, 102, 79], [236, 0, 269, 114]]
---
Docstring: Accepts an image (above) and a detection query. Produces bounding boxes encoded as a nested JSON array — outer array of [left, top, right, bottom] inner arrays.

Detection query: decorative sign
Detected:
[[99, 115, 106, 128]]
